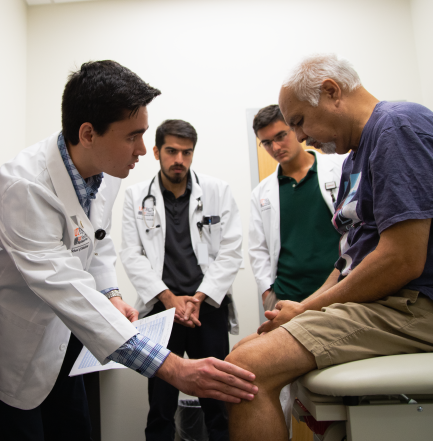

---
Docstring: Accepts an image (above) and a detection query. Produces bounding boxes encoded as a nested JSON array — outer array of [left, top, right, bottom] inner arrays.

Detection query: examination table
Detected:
[[292, 353, 433, 441]]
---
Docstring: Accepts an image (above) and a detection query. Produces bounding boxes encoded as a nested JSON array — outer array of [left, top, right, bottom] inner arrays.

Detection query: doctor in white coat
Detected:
[[122, 171, 241, 332], [121, 119, 242, 440], [0, 61, 257, 441]]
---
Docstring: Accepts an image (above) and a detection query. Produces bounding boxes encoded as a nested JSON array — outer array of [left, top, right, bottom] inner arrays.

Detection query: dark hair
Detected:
[[155, 119, 198, 150], [252, 105, 285, 136], [62, 60, 161, 145]]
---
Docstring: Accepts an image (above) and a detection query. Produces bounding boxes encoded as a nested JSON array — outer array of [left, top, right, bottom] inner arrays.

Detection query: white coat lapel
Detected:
[[153, 175, 166, 236], [268, 167, 281, 265], [314, 151, 336, 214], [268, 167, 280, 217], [89, 177, 106, 230], [189, 170, 203, 245], [46, 134, 95, 250]]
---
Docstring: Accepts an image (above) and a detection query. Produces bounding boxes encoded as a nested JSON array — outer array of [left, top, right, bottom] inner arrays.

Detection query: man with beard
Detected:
[[226, 54, 433, 441], [121, 119, 242, 441]]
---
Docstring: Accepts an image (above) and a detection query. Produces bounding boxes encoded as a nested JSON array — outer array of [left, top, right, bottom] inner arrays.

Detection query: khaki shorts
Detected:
[[282, 289, 433, 370]]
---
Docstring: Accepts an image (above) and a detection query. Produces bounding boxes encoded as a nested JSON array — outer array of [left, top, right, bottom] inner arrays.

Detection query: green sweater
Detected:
[[272, 155, 341, 302]]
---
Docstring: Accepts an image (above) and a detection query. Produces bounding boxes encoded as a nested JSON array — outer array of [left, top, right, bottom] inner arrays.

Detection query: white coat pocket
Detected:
[[0, 306, 45, 396], [202, 222, 221, 256]]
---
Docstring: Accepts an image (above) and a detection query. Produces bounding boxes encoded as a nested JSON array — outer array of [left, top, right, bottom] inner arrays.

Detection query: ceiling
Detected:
[[26, 0, 94, 5]]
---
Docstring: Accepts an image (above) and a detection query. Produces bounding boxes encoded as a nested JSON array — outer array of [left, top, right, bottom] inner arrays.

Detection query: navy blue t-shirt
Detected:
[[332, 101, 433, 300]]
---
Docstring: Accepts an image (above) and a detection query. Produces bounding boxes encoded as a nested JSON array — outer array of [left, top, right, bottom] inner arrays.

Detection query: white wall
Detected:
[[410, 0, 433, 111], [24, 0, 427, 440], [0, 0, 27, 165]]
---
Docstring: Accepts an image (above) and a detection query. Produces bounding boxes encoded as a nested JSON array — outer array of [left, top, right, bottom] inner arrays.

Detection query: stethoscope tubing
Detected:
[[142, 172, 202, 232]]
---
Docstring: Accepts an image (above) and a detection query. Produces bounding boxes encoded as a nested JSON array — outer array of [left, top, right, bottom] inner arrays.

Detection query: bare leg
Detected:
[[232, 332, 261, 351], [226, 327, 316, 441]]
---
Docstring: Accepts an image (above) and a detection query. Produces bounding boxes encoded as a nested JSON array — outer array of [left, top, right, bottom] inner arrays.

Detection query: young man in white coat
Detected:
[[249, 105, 345, 310], [0, 61, 257, 441], [121, 119, 242, 440]]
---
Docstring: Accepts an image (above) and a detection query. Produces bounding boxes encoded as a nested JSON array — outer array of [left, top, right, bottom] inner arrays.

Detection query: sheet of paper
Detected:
[[69, 307, 175, 377]]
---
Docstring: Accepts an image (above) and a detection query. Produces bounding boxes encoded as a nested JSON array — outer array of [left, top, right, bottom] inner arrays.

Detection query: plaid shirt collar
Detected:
[[57, 132, 103, 217]]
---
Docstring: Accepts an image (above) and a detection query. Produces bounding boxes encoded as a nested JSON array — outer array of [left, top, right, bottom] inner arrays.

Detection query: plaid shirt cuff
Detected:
[[107, 333, 171, 378], [100, 287, 119, 295]]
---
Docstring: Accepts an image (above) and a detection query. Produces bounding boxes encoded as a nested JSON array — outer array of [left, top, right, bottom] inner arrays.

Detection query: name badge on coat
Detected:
[[71, 227, 91, 268], [196, 243, 209, 265], [260, 198, 271, 212], [138, 204, 155, 224]]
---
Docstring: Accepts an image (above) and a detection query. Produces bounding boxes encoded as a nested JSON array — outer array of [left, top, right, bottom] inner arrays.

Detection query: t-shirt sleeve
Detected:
[[369, 124, 433, 233]]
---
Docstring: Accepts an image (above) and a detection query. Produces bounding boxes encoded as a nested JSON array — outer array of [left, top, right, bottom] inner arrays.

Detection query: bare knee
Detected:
[[231, 333, 261, 352], [226, 339, 276, 390], [226, 328, 317, 391], [225, 344, 257, 373]]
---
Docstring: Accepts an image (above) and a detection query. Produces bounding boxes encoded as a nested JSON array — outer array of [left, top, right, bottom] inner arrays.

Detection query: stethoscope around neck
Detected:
[[142, 171, 203, 232]]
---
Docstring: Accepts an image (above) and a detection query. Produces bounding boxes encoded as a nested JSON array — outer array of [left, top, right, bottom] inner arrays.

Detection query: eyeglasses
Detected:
[[259, 131, 288, 149]]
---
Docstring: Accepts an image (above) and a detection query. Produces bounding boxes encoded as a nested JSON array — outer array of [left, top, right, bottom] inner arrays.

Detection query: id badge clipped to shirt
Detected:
[[196, 242, 209, 265]]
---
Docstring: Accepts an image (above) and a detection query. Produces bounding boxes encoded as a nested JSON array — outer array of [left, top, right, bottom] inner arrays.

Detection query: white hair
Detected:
[[283, 54, 362, 107]]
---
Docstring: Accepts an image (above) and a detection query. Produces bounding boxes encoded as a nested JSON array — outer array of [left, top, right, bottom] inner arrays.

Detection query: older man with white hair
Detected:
[[226, 54, 433, 441]]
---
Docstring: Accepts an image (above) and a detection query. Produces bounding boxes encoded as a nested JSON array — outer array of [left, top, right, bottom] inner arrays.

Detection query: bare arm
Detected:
[[301, 268, 340, 304], [259, 218, 431, 333], [306, 218, 430, 307]]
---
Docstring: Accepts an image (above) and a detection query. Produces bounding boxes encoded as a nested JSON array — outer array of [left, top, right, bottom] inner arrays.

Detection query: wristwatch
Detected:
[[104, 289, 123, 300]]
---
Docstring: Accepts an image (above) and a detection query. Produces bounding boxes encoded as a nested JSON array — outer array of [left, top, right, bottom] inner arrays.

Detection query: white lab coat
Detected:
[[0, 132, 138, 410], [120, 170, 242, 334], [249, 150, 347, 296]]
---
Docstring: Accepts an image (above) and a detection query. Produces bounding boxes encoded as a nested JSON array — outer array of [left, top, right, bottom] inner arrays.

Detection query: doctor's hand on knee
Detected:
[[157, 289, 200, 328], [109, 296, 139, 322], [257, 300, 306, 334], [156, 353, 258, 403]]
